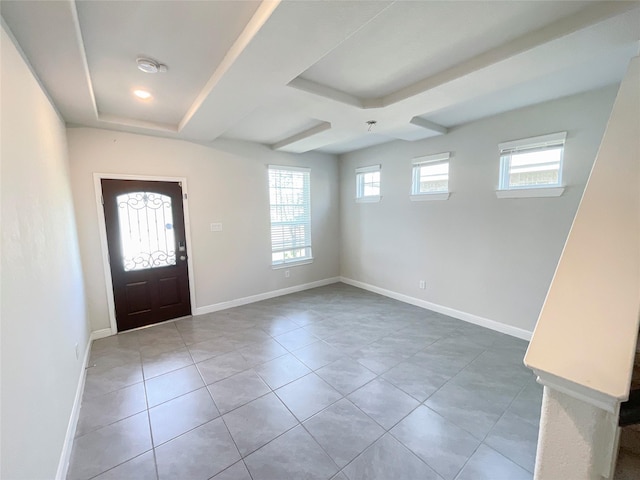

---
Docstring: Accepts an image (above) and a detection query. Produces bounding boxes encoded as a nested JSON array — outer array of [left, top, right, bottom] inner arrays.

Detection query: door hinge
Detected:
[[101, 194, 104, 205], [184, 193, 188, 200]]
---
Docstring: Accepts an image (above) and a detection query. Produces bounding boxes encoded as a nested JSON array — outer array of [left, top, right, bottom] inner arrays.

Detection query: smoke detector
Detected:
[[136, 58, 168, 74]]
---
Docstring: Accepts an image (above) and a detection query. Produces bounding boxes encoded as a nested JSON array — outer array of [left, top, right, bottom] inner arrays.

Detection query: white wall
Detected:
[[66, 128, 340, 332], [533, 387, 616, 480], [339, 87, 617, 333], [1, 25, 90, 479]]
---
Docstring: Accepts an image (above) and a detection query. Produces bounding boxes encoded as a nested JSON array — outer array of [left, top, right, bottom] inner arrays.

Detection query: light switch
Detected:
[[210, 223, 223, 232]]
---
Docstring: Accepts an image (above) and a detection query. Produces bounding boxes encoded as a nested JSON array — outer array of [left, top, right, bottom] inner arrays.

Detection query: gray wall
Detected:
[[339, 87, 617, 333], [1, 25, 91, 479], [67, 128, 341, 332]]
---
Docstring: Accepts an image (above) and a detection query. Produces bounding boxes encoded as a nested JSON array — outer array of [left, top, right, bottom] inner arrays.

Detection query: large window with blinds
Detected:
[[268, 166, 312, 267]]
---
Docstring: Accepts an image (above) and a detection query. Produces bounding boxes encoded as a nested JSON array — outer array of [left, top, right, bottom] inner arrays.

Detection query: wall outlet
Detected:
[[210, 223, 223, 232], [75, 343, 79, 360], [285, 270, 290, 278], [419, 280, 426, 289]]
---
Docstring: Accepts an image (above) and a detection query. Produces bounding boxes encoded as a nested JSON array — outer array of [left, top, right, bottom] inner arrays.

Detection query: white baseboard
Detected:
[[195, 277, 341, 316], [55, 330, 101, 480], [91, 328, 113, 340], [340, 276, 532, 341]]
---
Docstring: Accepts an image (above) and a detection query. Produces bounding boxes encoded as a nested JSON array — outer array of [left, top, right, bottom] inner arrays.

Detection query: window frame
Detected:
[[268, 165, 313, 268], [355, 164, 381, 203], [497, 132, 566, 196], [410, 152, 450, 201]]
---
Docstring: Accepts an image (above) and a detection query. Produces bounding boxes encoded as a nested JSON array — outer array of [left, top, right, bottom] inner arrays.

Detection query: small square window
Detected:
[[355, 165, 381, 202], [499, 132, 566, 191], [411, 152, 450, 196]]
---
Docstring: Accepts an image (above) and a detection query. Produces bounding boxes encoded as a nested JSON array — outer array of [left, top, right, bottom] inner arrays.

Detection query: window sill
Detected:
[[356, 195, 381, 203], [496, 186, 565, 199], [272, 259, 313, 269], [410, 192, 450, 202]]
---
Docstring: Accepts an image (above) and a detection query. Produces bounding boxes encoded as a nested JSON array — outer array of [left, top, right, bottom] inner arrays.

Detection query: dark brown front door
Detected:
[[102, 179, 191, 332]]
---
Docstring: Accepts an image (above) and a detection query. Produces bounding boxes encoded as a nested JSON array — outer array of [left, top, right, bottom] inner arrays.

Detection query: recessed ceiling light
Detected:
[[133, 89, 152, 100], [137, 58, 168, 74]]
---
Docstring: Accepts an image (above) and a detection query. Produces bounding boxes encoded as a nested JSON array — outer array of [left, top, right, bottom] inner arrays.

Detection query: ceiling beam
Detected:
[[288, 77, 363, 108], [271, 121, 332, 151], [409, 117, 448, 135]]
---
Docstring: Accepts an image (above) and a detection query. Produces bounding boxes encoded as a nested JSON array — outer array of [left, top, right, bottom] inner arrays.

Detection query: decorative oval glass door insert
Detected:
[[116, 191, 176, 271]]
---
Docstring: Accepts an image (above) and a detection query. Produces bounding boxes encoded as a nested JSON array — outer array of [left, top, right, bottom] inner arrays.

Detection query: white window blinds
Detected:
[[268, 166, 312, 266], [412, 152, 450, 194], [355, 164, 381, 201], [499, 132, 566, 190]]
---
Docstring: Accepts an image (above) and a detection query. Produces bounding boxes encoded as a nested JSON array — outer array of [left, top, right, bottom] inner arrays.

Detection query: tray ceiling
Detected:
[[2, 0, 639, 154]]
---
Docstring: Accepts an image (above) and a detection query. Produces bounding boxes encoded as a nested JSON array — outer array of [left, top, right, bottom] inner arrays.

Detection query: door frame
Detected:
[[93, 173, 197, 335]]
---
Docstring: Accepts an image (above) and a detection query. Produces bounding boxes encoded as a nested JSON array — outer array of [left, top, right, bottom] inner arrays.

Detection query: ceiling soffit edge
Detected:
[[70, 0, 98, 121], [68, 0, 281, 135], [99, 114, 178, 133], [288, 1, 639, 109], [178, 0, 281, 131]]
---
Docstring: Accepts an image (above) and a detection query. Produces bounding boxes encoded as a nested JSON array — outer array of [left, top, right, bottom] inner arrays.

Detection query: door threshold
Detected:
[[117, 314, 193, 334]]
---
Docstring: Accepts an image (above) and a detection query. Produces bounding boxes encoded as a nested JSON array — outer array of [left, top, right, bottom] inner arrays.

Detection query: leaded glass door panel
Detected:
[[101, 179, 191, 331]]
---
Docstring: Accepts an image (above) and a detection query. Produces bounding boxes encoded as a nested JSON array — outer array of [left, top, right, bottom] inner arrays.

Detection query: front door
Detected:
[[101, 179, 191, 332]]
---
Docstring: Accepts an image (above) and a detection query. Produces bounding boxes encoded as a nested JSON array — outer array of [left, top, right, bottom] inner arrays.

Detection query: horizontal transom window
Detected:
[[355, 164, 381, 202], [499, 132, 566, 190], [412, 152, 450, 195]]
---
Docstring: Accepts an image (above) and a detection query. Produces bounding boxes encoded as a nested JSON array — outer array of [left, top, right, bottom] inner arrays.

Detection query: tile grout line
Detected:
[[84, 449, 155, 480], [76, 285, 535, 480], [139, 358, 161, 480], [297, 412, 347, 477], [477, 379, 537, 474], [479, 380, 530, 443], [214, 412, 254, 479], [415, 338, 497, 436]]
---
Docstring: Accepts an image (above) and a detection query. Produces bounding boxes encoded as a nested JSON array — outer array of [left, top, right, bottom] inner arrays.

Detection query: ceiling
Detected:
[[2, 1, 639, 155]]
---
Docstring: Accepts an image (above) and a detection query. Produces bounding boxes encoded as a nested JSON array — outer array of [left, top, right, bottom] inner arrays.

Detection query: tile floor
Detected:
[[67, 283, 542, 480]]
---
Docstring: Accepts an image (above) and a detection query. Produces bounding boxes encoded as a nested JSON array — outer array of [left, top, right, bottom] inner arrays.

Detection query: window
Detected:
[[498, 132, 566, 191], [411, 152, 450, 200], [268, 166, 312, 267], [116, 192, 176, 271], [356, 165, 381, 202]]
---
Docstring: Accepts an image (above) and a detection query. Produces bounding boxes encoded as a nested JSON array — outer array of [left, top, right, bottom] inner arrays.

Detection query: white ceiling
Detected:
[[77, 1, 261, 126], [299, 1, 592, 99], [2, 0, 639, 155]]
